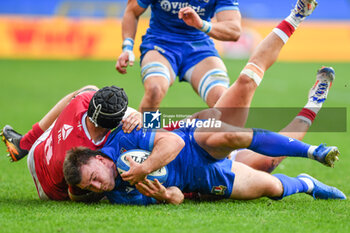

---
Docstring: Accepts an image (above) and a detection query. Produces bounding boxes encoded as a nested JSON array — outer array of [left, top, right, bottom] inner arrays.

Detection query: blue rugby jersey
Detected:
[[137, 0, 239, 41], [101, 122, 235, 205]]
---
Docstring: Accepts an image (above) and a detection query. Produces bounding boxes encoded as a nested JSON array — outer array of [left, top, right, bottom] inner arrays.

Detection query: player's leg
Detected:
[[233, 117, 309, 173], [194, 121, 339, 167], [214, 0, 318, 127], [1, 85, 98, 161], [187, 56, 229, 107], [230, 161, 346, 200], [230, 161, 282, 199], [138, 50, 175, 112], [234, 66, 335, 172]]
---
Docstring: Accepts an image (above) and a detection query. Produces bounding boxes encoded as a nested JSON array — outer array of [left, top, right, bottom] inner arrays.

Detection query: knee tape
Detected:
[[141, 62, 171, 85], [198, 69, 230, 101], [240, 63, 265, 86]]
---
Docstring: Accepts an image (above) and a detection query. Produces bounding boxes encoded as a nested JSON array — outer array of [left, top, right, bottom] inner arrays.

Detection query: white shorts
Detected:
[[27, 125, 53, 200]]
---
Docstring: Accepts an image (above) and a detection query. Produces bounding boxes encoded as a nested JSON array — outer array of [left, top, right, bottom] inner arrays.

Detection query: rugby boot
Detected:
[[286, 0, 318, 28], [308, 67, 335, 104], [1, 125, 28, 162], [309, 144, 339, 168], [298, 174, 346, 200], [292, 0, 318, 19]]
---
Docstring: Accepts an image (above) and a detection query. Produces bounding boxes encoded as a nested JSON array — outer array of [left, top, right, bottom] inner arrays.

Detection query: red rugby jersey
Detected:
[[33, 91, 109, 200]]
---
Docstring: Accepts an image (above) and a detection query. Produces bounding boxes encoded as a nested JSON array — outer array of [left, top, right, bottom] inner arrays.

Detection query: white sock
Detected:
[[305, 101, 323, 114], [299, 177, 315, 194], [307, 146, 318, 159], [285, 12, 303, 29]]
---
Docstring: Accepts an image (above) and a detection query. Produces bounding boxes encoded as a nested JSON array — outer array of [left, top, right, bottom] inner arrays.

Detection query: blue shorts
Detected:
[[140, 34, 220, 81], [166, 124, 235, 198]]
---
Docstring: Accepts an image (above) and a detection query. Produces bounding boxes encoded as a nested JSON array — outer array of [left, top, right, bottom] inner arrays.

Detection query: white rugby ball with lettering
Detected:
[[117, 149, 168, 184]]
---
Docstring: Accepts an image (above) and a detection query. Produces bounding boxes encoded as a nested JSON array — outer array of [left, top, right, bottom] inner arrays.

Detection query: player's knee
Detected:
[[205, 86, 227, 107], [141, 62, 171, 86], [239, 62, 265, 87], [144, 83, 167, 103], [254, 157, 280, 173], [223, 131, 250, 149], [197, 69, 229, 103], [236, 74, 258, 90], [265, 179, 283, 197]]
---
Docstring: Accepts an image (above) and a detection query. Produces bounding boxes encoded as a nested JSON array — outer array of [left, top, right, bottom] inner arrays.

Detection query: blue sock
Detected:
[[248, 128, 311, 158], [273, 174, 309, 199]]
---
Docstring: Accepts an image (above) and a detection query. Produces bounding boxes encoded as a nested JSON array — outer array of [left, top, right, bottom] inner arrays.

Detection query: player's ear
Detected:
[[95, 155, 104, 162]]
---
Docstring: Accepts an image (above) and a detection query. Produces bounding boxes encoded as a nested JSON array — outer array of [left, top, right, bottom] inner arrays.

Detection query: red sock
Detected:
[[297, 108, 317, 125], [273, 20, 296, 43], [20, 123, 44, 150], [276, 20, 295, 37]]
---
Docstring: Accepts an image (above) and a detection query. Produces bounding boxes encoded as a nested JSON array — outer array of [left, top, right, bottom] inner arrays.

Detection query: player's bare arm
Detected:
[[179, 7, 241, 41], [136, 179, 184, 205], [116, 0, 147, 74], [121, 131, 185, 185]]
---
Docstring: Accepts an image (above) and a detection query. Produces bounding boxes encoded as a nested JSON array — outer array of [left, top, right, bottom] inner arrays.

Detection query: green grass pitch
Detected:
[[0, 59, 349, 233]]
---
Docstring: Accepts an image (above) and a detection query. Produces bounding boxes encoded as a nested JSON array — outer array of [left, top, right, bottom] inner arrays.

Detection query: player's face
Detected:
[[78, 156, 116, 193]]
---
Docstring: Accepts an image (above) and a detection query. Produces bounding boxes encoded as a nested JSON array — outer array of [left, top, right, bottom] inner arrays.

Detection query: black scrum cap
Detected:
[[87, 86, 128, 129]]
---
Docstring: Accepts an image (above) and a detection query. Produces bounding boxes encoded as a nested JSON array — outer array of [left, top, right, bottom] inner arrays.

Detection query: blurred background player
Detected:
[[1, 86, 141, 202], [116, 0, 241, 111]]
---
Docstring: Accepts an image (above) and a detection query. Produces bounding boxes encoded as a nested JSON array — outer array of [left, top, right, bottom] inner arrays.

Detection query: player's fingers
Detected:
[[152, 178, 162, 188], [182, 8, 192, 15], [120, 172, 130, 181], [136, 183, 151, 196], [116, 62, 127, 74], [120, 58, 128, 68], [144, 179, 157, 190], [178, 10, 184, 19], [126, 112, 142, 131], [152, 179, 165, 192], [126, 155, 134, 164], [126, 120, 139, 133]]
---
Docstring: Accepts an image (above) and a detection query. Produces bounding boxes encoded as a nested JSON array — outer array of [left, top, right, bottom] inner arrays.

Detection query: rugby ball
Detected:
[[117, 149, 168, 184]]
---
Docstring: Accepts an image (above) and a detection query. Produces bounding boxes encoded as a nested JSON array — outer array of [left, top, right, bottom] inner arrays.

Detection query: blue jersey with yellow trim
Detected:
[[137, 0, 239, 41]]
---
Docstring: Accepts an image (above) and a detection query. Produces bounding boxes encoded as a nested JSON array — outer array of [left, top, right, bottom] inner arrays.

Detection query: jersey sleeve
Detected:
[[215, 0, 239, 14], [100, 128, 122, 163], [137, 0, 152, 9], [123, 107, 138, 119], [129, 128, 156, 152], [105, 189, 157, 205]]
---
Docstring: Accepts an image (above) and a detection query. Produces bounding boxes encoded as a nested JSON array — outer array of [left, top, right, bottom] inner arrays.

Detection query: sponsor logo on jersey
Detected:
[[58, 124, 73, 143], [153, 45, 165, 54], [125, 186, 135, 193], [120, 147, 127, 154], [211, 185, 227, 195], [159, 0, 206, 16], [62, 124, 73, 140]]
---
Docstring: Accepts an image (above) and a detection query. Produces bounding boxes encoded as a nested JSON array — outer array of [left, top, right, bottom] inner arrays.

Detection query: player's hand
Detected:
[[178, 7, 202, 29], [122, 112, 142, 133], [116, 50, 135, 74], [136, 178, 167, 199], [121, 156, 149, 185]]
